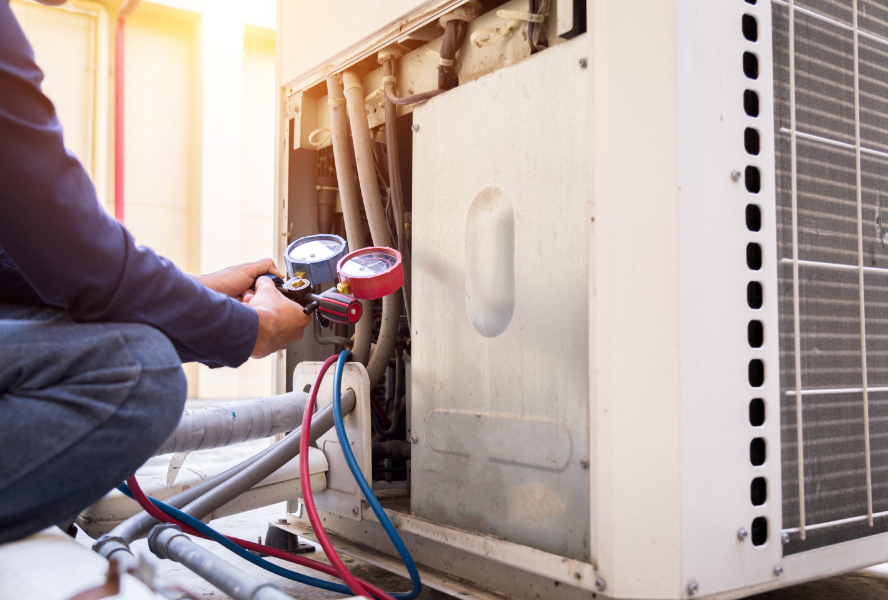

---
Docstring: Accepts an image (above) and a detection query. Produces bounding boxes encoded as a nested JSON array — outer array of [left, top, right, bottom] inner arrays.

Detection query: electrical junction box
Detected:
[[274, 0, 888, 598]]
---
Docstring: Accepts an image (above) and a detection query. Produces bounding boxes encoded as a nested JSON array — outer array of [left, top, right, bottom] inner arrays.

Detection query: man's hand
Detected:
[[246, 276, 312, 358], [194, 258, 285, 300]]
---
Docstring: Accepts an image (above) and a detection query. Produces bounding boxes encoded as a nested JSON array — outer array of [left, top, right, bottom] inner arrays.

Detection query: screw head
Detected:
[[411, 436, 419, 444], [737, 528, 748, 541], [277, 518, 289, 524], [412, 124, 420, 133], [774, 565, 784, 577], [579, 57, 588, 69], [352, 507, 359, 516], [579, 456, 590, 469], [781, 532, 790, 545], [595, 578, 606, 592], [688, 581, 699, 596], [731, 169, 742, 182]]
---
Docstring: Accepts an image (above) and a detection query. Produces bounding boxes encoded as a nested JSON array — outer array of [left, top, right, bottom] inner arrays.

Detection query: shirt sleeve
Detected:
[[0, 2, 258, 369]]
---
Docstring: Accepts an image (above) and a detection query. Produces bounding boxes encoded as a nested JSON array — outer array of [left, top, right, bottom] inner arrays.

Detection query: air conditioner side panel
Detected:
[[588, 1, 684, 597], [676, 0, 783, 596]]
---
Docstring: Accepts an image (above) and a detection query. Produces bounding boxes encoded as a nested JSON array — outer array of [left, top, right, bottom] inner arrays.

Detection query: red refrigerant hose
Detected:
[[114, 0, 141, 223], [299, 355, 384, 598]]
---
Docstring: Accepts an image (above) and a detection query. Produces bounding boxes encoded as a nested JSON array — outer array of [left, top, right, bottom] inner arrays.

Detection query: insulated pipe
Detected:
[[107, 390, 355, 543], [153, 391, 309, 456], [342, 70, 392, 248], [149, 524, 291, 600], [316, 177, 337, 234], [372, 440, 412, 462], [114, 0, 141, 223], [180, 390, 356, 521], [383, 59, 412, 326], [342, 69, 402, 387], [326, 74, 373, 366]]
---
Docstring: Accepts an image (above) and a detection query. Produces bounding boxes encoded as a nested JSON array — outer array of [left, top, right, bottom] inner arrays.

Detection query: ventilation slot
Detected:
[[750, 438, 766, 466], [749, 398, 765, 427], [748, 321, 764, 348], [749, 360, 765, 387], [745, 128, 761, 155], [744, 90, 760, 117], [745, 166, 761, 193], [743, 52, 759, 79], [747, 243, 762, 270], [747, 282, 763, 309], [746, 204, 762, 231], [742, 15, 758, 42], [751, 477, 767, 506], [751, 517, 768, 546]]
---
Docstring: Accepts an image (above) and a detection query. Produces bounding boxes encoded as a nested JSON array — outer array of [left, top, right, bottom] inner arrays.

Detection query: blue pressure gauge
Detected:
[[284, 234, 349, 283]]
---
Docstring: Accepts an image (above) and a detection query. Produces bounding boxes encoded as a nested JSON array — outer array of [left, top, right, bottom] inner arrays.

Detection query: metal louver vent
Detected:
[[773, 0, 888, 554]]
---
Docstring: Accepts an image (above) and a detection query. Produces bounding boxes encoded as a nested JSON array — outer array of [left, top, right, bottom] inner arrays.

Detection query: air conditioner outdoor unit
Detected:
[[275, 1, 888, 598]]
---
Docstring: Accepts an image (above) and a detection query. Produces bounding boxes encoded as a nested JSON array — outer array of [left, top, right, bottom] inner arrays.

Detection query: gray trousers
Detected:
[[0, 303, 187, 544]]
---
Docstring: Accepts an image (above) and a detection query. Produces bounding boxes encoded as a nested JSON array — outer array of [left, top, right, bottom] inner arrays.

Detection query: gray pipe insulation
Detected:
[[342, 69, 402, 387], [105, 390, 356, 544], [153, 391, 309, 456], [178, 388, 355, 520], [149, 524, 291, 600], [326, 74, 374, 367]]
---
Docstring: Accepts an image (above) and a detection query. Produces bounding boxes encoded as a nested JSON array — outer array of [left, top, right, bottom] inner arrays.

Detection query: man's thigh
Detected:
[[0, 317, 186, 542]]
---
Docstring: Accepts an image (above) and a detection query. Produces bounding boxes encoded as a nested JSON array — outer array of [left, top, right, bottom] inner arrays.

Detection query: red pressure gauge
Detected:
[[336, 247, 404, 300]]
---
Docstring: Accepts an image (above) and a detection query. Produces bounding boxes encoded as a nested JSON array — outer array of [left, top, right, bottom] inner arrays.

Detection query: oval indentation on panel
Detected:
[[425, 409, 573, 471], [465, 187, 515, 338]]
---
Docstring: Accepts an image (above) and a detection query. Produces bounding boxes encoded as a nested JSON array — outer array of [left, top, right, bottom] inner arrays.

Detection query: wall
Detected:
[[10, 0, 277, 399]]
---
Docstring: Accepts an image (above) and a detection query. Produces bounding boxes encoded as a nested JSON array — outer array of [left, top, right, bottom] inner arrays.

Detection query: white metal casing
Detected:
[[291, 361, 372, 522], [274, 0, 888, 598]]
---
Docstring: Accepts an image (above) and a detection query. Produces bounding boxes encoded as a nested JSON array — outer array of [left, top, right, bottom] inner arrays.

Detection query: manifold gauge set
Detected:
[[262, 234, 404, 325]]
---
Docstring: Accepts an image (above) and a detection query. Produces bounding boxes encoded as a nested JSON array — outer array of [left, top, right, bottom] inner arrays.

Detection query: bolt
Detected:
[[574, 572, 582, 580], [411, 436, 419, 444], [737, 528, 748, 541], [579, 57, 588, 69], [412, 124, 420, 133], [774, 565, 784, 577], [595, 578, 606, 592], [579, 456, 590, 469], [731, 169, 742, 182], [781, 532, 790, 545], [277, 518, 289, 524], [687, 582, 699, 596], [352, 507, 359, 516]]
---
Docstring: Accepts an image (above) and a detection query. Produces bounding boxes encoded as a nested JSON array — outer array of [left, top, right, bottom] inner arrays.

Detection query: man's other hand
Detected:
[[194, 258, 285, 300], [246, 276, 311, 358]]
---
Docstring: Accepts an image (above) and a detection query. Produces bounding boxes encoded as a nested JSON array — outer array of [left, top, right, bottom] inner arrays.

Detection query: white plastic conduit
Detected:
[[342, 69, 402, 387], [325, 74, 373, 366]]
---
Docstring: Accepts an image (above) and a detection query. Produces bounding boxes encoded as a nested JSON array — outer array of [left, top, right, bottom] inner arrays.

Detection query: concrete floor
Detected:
[[70, 400, 888, 600]]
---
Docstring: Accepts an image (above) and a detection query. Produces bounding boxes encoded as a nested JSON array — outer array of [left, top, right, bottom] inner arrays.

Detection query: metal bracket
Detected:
[[291, 361, 371, 522]]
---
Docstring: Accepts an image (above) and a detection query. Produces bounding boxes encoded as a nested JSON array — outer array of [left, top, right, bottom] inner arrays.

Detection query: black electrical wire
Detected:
[[438, 19, 467, 90], [528, 0, 550, 54]]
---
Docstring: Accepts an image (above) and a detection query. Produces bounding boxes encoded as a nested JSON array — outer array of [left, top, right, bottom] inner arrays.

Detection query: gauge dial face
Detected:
[[288, 238, 344, 263], [340, 251, 398, 278]]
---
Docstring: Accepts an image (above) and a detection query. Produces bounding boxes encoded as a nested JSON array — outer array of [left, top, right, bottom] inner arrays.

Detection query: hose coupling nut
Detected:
[[92, 534, 130, 557], [147, 523, 185, 560]]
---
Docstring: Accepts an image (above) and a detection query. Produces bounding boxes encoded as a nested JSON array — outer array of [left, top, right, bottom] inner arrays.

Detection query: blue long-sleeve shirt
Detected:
[[0, 1, 258, 368]]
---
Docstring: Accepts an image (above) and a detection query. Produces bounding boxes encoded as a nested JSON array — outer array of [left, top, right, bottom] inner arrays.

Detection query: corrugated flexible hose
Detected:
[[326, 74, 373, 367], [342, 69, 401, 387]]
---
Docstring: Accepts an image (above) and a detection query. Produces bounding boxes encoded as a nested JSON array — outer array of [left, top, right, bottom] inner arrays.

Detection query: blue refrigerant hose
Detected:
[[117, 483, 357, 596], [332, 349, 422, 600]]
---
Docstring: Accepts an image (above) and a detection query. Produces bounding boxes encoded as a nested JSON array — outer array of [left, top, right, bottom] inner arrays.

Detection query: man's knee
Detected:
[[114, 324, 187, 452]]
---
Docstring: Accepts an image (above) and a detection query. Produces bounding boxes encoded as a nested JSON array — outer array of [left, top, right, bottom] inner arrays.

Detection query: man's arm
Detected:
[[0, 3, 287, 368]]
